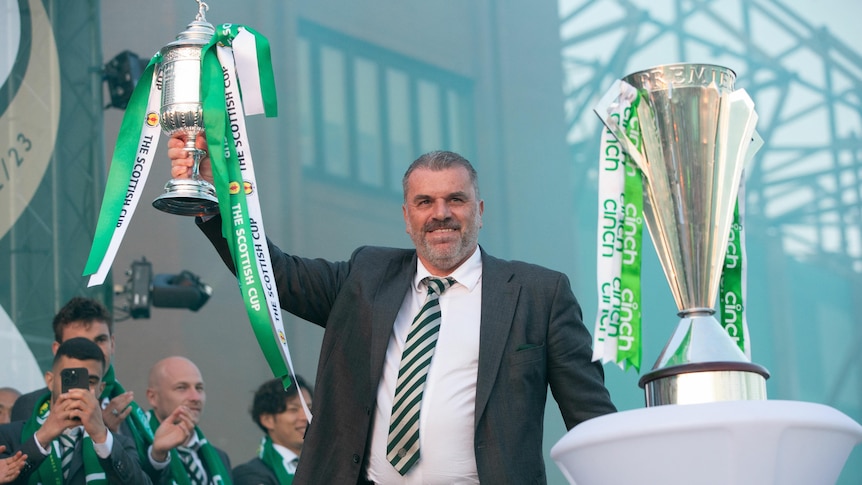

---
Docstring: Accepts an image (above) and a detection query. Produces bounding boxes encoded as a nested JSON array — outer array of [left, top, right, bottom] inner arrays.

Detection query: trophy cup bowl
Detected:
[[151, 8, 219, 217], [599, 63, 769, 405]]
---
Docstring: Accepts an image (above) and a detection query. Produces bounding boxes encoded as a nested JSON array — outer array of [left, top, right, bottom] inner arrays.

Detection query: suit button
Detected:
[[365, 406, 371, 415], [353, 454, 360, 463]]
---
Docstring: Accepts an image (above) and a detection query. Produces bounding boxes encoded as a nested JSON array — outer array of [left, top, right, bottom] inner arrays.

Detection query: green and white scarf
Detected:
[[100, 365, 155, 465], [146, 410, 232, 485], [257, 435, 293, 485], [22, 393, 107, 485]]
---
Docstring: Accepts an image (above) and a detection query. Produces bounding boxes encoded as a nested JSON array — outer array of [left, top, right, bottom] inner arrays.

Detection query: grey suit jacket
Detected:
[[0, 420, 152, 484], [232, 456, 280, 485], [201, 217, 616, 484]]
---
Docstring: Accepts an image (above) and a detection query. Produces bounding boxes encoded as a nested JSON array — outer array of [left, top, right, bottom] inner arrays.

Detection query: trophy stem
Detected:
[[638, 312, 770, 406], [678, 307, 714, 318], [186, 139, 207, 183], [152, 138, 219, 217]]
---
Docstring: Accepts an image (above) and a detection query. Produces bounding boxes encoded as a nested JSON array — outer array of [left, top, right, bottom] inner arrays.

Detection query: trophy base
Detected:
[[152, 179, 219, 217], [550, 400, 862, 485], [639, 361, 770, 406]]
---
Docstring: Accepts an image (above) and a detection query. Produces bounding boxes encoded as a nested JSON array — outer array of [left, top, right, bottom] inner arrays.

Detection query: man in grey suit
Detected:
[[0, 337, 151, 484], [170, 138, 616, 484]]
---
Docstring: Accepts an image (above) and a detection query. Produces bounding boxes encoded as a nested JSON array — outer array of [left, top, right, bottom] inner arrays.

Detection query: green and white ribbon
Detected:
[[83, 54, 162, 286], [592, 80, 643, 371], [203, 24, 309, 419], [718, 109, 763, 360], [719, 201, 747, 357]]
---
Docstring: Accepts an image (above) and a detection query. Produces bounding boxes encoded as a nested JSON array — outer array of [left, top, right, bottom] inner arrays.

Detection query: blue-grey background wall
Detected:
[[2, 1, 860, 483]]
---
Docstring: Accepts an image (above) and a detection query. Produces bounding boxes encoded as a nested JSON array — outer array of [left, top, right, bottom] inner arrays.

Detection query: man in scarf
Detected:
[[232, 376, 313, 484], [142, 357, 231, 485], [0, 337, 151, 484], [11, 297, 153, 464]]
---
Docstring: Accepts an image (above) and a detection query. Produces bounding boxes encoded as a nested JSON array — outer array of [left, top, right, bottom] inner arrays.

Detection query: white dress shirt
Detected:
[[271, 442, 299, 474], [367, 247, 482, 485], [35, 424, 115, 459]]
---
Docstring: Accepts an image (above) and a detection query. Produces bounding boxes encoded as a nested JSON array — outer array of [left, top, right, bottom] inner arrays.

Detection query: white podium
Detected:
[[551, 400, 862, 485]]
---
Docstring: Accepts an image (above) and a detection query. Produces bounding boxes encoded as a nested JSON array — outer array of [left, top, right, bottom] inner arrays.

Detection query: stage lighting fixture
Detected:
[[117, 257, 213, 320], [103, 50, 147, 110]]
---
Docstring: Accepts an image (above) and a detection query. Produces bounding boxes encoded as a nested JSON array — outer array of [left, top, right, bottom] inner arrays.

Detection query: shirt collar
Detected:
[[272, 442, 299, 463], [182, 431, 202, 451], [414, 245, 482, 292]]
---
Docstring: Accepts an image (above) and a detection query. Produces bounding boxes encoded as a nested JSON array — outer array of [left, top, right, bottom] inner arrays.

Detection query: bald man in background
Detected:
[[141, 357, 232, 485]]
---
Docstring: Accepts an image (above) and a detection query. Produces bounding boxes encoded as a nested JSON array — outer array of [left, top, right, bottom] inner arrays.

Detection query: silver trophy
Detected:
[[597, 63, 769, 406], [152, 0, 219, 216]]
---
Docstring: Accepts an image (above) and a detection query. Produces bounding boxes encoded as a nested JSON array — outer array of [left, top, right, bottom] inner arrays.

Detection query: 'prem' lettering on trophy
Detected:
[[635, 64, 735, 92]]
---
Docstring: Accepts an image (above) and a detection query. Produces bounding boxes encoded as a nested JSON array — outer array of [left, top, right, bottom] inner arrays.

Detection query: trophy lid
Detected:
[[164, 0, 215, 48]]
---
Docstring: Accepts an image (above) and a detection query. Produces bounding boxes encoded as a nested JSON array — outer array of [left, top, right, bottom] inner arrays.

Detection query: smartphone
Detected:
[[60, 367, 90, 394]]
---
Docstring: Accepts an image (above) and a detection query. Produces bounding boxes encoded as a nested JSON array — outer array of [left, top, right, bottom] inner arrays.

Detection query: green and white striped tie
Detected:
[[59, 428, 80, 479], [177, 446, 208, 485], [387, 276, 455, 475]]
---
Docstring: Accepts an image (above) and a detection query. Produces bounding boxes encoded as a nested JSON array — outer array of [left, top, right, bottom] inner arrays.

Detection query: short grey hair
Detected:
[[402, 150, 480, 202]]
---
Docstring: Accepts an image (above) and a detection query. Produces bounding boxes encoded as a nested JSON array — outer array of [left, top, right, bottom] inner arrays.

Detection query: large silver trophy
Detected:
[[598, 63, 769, 406], [551, 62, 862, 485], [151, 0, 219, 216]]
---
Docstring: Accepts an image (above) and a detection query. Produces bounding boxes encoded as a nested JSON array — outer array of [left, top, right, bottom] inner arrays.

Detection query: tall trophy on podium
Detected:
[[551, 63, 862, 485], [603, 63, 768, 405], [151, 0, 219, 216]]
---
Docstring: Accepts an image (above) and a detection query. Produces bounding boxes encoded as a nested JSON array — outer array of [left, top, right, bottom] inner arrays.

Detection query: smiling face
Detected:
[[147, 357, 206, 424], [403, 166, 483, 275], [261, 388, 312, 455]]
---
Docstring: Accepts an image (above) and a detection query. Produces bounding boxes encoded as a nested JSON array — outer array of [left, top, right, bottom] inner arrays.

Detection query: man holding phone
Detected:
[[0, 337, 151, 484], [12, 297, 136, 434]]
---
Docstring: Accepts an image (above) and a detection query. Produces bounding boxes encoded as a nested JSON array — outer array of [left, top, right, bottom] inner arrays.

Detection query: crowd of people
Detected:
[[0, 297, 312, 484], [1, 143, 615, 483]]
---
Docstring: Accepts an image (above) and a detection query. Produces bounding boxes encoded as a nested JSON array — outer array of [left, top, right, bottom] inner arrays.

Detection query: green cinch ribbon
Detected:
[[592, 81, 644, 372], [616, 95, 644, 371], [199, 24, 290, 387], [719, 203, 746, 354]]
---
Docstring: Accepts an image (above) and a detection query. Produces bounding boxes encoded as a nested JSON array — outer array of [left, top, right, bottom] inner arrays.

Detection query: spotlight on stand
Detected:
[[103, 50, 147, 110], [115, 257, 213, 320]]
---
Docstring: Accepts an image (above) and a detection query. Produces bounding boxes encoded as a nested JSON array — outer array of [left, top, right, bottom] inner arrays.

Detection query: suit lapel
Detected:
[[369, 252, 417, 391], [68, 438, 86, 482], [475, 251, 519, 427]]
